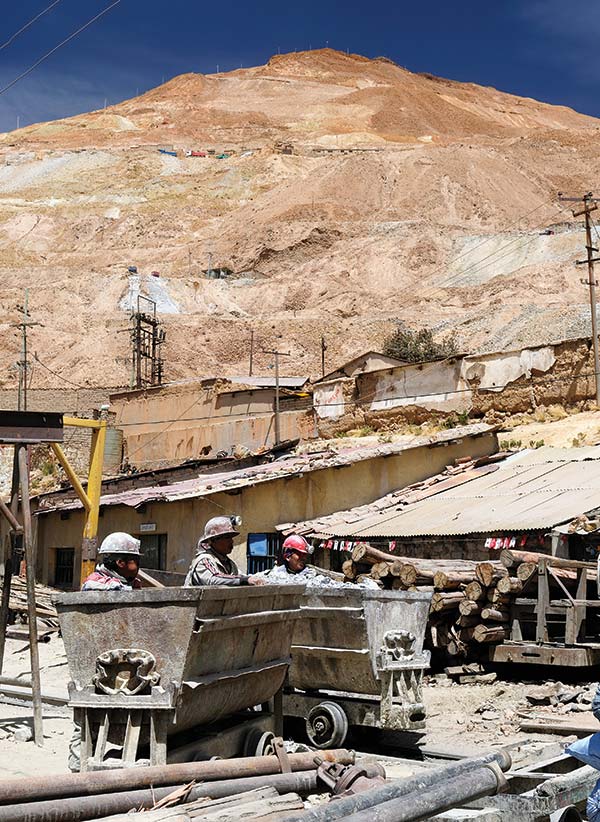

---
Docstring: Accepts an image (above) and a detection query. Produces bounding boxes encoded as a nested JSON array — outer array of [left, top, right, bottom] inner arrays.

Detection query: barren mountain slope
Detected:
[[1, 49, 599, 386]]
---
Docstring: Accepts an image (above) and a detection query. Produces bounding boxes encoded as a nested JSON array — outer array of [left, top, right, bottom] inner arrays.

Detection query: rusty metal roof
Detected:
[[36, 423, 495, 515], [281, 446, 600, 538]]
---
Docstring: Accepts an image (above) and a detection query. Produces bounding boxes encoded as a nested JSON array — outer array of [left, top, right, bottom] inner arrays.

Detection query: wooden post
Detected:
[[0, 451, 22, 675], [17, 445, 44, 746], [536, 558, 549, 644]]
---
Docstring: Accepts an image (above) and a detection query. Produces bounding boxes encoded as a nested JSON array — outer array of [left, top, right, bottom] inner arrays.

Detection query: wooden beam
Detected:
[[17, 445, 43, 746], [50, 443, 91, 512]]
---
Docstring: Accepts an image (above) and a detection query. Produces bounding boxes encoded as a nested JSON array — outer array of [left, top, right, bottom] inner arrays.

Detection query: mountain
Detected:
[[1, 49, 599, 387]]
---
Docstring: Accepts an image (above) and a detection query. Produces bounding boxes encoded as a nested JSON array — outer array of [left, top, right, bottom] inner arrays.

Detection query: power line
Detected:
[[442, 201, 553, 269], [32, 353, 86, 389], [0, 0, 121, 97], [124, 393, 206, 460], [0, 0, 62, 52], [113, 360, 600, 430]]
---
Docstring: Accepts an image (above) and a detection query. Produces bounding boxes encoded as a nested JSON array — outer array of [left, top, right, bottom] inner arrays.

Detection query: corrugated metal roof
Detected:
[[37, 423, 495, 515], [295, 446, 600, 538]]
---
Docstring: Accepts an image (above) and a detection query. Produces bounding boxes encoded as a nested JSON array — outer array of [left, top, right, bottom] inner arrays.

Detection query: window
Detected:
[[246, 533, 281, 574], [55, 548, 75, 588], [138, 534, 167, 571]]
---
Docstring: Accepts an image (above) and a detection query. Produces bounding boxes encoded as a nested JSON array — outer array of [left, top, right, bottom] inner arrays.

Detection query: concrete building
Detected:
[[31, 424, 497, 589], [317, 351, 407, 382], [111, 375, 313, 470]]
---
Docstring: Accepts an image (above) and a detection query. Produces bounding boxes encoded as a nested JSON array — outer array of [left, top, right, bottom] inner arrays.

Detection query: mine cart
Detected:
[[54, 586, 304, 770], [284, 588, 431, 747]]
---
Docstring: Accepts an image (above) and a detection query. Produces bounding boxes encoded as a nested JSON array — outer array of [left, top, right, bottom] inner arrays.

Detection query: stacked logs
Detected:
[[346, 544, 531, 661], [2, 575, 58, 623], [346, 544, 598, 661]]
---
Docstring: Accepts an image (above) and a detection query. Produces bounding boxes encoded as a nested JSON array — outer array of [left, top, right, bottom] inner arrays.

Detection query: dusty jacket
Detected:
[[81, 563, 141, 591], [185, 546, 248, 586]]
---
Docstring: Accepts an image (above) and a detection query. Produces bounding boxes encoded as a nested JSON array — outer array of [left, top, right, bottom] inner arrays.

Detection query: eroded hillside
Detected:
[[1, 49, 599, 385]]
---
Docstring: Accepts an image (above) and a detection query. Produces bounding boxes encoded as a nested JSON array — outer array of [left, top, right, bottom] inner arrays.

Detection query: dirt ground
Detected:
[[0, 634, 585, 779], [501, 407, 600, 449]]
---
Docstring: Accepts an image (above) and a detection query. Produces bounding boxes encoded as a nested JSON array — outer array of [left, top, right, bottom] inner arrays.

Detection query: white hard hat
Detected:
[[98, 532, 142, 556]]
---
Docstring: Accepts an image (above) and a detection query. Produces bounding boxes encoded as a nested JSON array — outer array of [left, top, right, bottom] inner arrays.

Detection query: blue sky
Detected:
[[0, 0, 598, 133]]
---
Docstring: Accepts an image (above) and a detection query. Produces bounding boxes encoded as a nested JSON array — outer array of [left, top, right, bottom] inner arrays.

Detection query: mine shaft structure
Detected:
[[130, 295, 165, 389]]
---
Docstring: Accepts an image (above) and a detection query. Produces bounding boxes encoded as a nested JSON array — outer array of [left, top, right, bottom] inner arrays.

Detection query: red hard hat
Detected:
[[282, 535, 312, 556]]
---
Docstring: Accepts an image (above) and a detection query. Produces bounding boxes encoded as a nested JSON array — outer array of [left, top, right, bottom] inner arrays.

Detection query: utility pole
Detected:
[[130, 295, 166, 389], [262, 348, 291, 446], [321, 335, 327, 379], [560, 192, 600, 405], [12, 291, 43, 411], [249, 330, 254, 376]]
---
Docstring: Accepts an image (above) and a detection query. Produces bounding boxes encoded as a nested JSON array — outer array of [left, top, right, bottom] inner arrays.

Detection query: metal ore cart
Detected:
[[54, 586, 304, 770], [285, 588, 432, 748]]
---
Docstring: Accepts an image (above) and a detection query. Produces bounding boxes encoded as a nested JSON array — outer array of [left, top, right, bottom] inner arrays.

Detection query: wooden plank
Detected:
[[122, 711, 142, 764], [518, 714, 600, 736]]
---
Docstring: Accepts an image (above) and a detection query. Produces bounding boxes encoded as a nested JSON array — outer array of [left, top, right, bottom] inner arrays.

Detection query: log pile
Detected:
[[1, 574, 58, 623], [346, 544, 598, 662]]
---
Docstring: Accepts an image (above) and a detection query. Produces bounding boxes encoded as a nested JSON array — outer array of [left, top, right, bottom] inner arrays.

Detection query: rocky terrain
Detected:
[[2, 49, 600, 386]]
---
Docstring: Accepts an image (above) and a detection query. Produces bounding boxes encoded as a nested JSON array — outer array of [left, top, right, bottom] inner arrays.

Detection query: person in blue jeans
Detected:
[[587, 684, 600, 821]]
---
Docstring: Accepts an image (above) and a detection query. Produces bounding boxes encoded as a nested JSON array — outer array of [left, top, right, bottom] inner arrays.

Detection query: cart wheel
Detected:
[[306, 702, 348, 749], [243, 729, 276, 757]]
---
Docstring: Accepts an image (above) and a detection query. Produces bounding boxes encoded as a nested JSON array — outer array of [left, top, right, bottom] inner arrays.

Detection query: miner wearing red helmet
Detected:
[[281, 534, 312, 574]]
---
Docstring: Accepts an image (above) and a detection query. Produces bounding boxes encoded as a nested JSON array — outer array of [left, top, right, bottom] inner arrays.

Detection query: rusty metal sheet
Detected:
[[0, 410, 63, 444], [36, 423, 496, 513], [304, 448, 600, 537], [54, 586, 304, 736]]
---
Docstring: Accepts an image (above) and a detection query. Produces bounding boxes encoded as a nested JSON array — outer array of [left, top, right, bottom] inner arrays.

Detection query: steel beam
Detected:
[[0, 411, 63, 444]]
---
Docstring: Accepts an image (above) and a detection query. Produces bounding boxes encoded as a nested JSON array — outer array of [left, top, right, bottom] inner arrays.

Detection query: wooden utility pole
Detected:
[[262, 349, 291, 446], [321, 336, 327, 379], [560, 192, 600, 405], [249, 330, 254, 377], [13, 291, 43, 411]]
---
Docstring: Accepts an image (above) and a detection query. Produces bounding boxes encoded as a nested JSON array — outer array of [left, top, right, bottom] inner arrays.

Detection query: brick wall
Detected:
[[0, 387, 124, 478]]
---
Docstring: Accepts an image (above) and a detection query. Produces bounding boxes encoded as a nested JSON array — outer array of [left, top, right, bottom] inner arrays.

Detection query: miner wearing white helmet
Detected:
[[70, 532, 143, 771], [185, 516, 265, 586], [81, 532, 142, 591]]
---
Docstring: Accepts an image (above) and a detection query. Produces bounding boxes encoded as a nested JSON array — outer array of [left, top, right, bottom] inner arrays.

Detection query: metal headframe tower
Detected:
[[130, 295, 166, 389]]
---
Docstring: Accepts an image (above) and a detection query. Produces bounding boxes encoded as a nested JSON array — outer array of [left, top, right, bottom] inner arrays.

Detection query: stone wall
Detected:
[[314, 337, 598, 434]]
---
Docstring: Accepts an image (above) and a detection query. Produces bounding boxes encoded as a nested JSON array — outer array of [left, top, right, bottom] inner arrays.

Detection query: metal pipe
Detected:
[[280, 750, 511, 822], [0, 749, 354, 805], [0, 766, 382, 822], [338, 763, 506, 822]]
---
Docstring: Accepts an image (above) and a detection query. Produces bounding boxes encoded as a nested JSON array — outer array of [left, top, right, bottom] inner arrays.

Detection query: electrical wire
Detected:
[[440, 201, 553, 268], [108, 361, 600, 430], [0, 0, 121, 97], [0, 0, 62, 52], [33, 352, 86, 388], [124, 393, 207, 460]]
